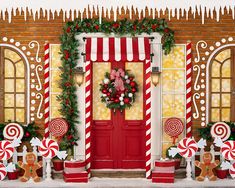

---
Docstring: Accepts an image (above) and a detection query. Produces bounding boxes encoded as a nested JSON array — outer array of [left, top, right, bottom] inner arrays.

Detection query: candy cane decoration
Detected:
[[44, 42, 50, 139], [145, 59, 151, 179], [85, 61, 92, 176], [186, 41, 192, 138]]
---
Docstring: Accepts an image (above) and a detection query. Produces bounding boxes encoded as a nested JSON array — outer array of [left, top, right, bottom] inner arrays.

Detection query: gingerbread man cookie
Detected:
[[18, 152, 42, 182], [195, 152, 219, 181]]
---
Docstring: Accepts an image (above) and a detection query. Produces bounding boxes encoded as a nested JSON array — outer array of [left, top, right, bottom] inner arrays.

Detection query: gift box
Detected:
[[64, 160, 86, 173], [152, 171, 175, 178], [154, 160, 175, 167], [63, 171, 88, 183], [152, 177, 174, 183]]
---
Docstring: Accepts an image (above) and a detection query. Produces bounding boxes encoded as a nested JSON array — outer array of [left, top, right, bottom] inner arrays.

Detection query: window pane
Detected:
[[211, 79, 220, 92], [162, 142, 173, 158], [4, 59, 14, 77], [174, 70, 185, 92], [222, 59, 231, 77], [92, 62, 111, 120], [221, 108, 230, 121], [215, 49, 231, 62], [162, 94, 174, 117], [222, 94, 230, 107], [16, 79, 25, 92], [211, 94, 220, 107], [15, 61, 25, 77], [162, 70, 174, 92], [4, 79, 14, 92], [4, 94, 14, 107], [15, 94, 24, 107], [174, 95, 185, 117], [4, 109, 14, 122], [4, 49, 21, 62], [211, 108, 220, 122], [16, 109, 25, 122], [125, 62, 143, 120], [221, 79, 231, 92], [211, 61, 221, 77], [51, 69, 62, 93], [162, 46, 185, 68]]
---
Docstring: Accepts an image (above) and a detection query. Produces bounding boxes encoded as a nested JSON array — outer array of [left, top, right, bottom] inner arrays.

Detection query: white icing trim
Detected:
[[28, 40, 41, 63], [35, 93, 43, 119], [35, 65, 43, 91], [194, 40, 207, 63], [193, 65, 201, 91], [193, 93, 200, 119]]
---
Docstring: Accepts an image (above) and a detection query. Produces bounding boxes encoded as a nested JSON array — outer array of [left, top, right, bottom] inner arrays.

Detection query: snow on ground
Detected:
[[0, 178, 235, 188]]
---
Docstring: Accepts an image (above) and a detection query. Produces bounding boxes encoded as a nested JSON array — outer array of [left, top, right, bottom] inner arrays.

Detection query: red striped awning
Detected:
[[85, 37, 150, 62]]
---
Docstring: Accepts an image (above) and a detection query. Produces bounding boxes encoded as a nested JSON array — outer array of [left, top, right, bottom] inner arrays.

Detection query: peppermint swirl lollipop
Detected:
[[3, 123, 24, 141], [38, 139, 59, 158], [0, 163, 6, 181], [164, 117, 184, 144], [221, 141, 235, 161], [210, 122, 231, 141], [49, 118, 68, 137], [0, 140, 14, 160], [177, 138, 198, 158], [229, 162, 235, 179]]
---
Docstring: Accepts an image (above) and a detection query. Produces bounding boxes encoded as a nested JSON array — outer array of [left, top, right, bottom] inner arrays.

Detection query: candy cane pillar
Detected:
[[186, 41, 192, 138], [85, 61, 92, 176], [44, 42, 50, 139], [145, 59, 151, 179]]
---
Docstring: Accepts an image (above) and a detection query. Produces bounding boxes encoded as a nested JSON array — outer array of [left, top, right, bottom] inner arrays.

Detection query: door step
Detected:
[[91, 170, 146, 178]]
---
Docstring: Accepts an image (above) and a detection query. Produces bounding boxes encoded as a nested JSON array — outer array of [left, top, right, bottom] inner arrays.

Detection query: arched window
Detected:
[[209, 48, 234, 122], [0, 47, 27, 123]]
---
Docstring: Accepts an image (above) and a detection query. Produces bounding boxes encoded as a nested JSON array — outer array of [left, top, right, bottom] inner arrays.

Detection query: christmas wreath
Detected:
[[100, 68, 138, 111]]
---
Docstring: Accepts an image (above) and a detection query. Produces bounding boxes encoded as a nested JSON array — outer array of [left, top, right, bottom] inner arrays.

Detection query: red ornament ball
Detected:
[[25, 132, 30, 138], [110, 97, 114, 101], [132, 88, 136, 93], [124, 98, 130, 104], [102, 89, 108, 94], [104, 84, 108, 88], [129, 77, 133, 81], [114, 98, 119, 103], [95, 25, 99, 30], [130, 81, 136, 87], [107, 92, 111, 96]]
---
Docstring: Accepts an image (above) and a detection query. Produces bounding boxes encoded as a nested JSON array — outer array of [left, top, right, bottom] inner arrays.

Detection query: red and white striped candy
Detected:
[[38, 139, 59, 158], [49, 118, 68, 137], [0, 140, 14, 160], [210, 122, 231, 142], [164, 117, 184, 144], [177, 138, 198, 158], [221, 141, 235, 161], [0, 163, 6, 181], [229, 162, 235, 179], [3, 123, 24, 141]]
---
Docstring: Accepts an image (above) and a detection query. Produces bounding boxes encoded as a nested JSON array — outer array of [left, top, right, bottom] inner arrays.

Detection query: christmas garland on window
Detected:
[[100, 68, 138, 111], [59, 18, 175, 150]]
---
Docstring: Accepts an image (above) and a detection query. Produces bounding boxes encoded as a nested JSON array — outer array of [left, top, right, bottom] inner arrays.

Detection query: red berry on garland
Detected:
[[152, 24, 158, 30], [164, 28, 170, 33], [114, 98, 119, 103], [102, 89, 108, 94], [66, 27, 71, 33], [71, 141, 75, 145], [86, 23, 91, 27], [64, 50, 70, 60], [64, 82, 71, 87], [107, 92, 111, 96], [112, 22, 120, 29], [104, 84, 108, 88], [130, 81, 136, 87], [132, 88, 136, 93], [123, 98, 130, 104], [95, 25, 99, 30], [133, 25, 137, 31], [67, 135, 73, 140], [66, 99, 69, 105], [75, 24, 79, 30], [129, 77, 133, 81], [25, 132, 30, 138], [110, 97, 114, 101]]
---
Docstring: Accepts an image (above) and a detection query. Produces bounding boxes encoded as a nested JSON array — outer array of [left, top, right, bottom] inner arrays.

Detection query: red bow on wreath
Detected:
[[110, 69, 125, 91]]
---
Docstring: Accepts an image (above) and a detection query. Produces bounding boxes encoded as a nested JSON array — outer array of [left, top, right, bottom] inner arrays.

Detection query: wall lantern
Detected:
[[74, 66, 84, 86], [151, 67, 161, 87]]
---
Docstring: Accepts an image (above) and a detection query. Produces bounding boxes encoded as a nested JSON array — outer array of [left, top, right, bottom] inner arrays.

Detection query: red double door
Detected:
[[91, 61, 145, 169]]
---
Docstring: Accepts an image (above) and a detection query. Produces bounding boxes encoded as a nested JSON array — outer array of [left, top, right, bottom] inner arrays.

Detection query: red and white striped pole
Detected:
[[145, 59, 151, 179], [44, 42, 50, 139], [186, 41, 192, 138], [85, 61, 92, 177]]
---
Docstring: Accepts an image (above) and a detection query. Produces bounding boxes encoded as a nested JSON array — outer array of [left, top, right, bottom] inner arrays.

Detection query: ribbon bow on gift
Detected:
[[110, 69, 125, 91]]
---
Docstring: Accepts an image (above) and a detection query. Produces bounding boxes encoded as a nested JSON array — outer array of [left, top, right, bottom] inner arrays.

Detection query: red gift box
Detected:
[[152, 177, 174, 183], [64, 160, 86, 173], [63, 171, 88, 183], [154, 160, 175, 167], [152, 171, 175, 178]]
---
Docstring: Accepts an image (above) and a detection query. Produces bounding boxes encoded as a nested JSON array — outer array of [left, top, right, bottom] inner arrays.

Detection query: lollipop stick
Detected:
[[45, 158, 52, 181], [186, 157, 193, 180]]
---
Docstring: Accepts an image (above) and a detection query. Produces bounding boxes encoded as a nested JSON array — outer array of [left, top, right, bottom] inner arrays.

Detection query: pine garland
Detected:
[[59, 18, 175, 151]]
